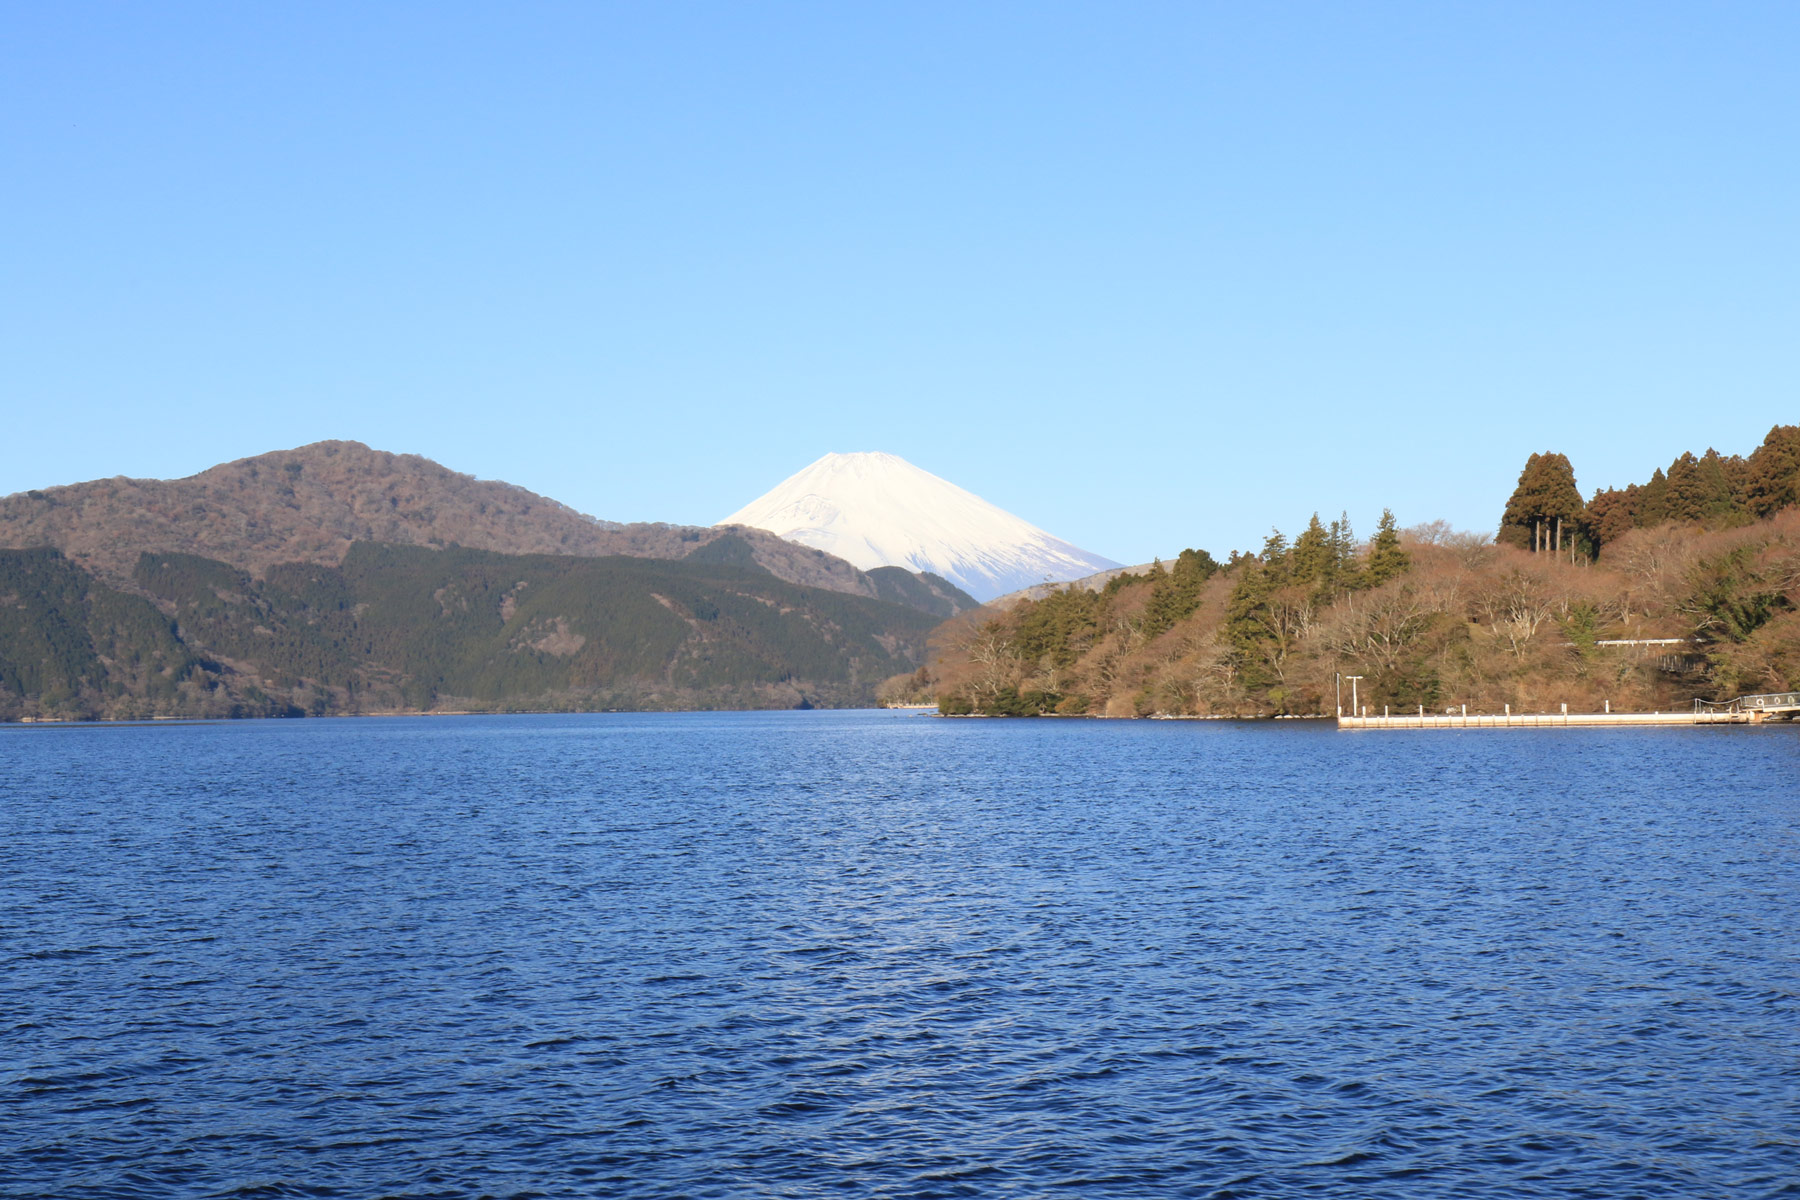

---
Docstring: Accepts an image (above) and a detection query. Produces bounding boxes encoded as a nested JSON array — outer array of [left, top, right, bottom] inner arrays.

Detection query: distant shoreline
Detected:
[[0, 706, 930, 727]]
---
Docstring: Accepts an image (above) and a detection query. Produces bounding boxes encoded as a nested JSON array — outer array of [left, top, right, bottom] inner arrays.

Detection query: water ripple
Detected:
[[1, 712, 1797, 1197]]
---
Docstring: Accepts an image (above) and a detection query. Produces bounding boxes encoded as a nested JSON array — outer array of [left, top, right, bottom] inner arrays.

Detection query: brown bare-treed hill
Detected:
[[918, 509, 1800, 718], [0, 441, 972, 614]]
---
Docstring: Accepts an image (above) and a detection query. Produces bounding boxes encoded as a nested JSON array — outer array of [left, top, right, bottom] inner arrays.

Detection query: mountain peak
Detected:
[[719, 452, 1120, 601]]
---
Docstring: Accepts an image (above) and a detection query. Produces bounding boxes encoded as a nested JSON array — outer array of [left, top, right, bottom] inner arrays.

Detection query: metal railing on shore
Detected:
[[1696, 691, 1800, 715]]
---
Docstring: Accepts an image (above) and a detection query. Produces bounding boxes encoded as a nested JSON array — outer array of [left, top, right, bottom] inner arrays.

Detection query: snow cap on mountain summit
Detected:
[[719, 452, 1120, 602]]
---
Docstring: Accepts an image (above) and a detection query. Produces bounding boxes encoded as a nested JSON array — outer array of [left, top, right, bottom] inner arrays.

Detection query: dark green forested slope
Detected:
[[0, 548, 199, 713], [0, 541, 942, 720], [864, 567, 976, 618]]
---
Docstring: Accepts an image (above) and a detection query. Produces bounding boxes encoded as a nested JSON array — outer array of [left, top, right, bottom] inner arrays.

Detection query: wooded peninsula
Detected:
[[912, 425, 1800, 718]]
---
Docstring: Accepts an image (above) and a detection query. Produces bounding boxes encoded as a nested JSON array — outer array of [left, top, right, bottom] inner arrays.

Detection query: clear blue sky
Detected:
[[4, 2, 1795, 563]]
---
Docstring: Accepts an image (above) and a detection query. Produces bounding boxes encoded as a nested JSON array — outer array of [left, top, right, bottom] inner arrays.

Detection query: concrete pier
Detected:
[[1339, 710, 1756, 729]]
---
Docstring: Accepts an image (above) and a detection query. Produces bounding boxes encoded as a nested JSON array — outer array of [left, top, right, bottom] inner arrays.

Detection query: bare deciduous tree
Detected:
[[1319, 584, 1436, 673], [960, 621, 1019, 700], [1476, 570, 1560, 657]]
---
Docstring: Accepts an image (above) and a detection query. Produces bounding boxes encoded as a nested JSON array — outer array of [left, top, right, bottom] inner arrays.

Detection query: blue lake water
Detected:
[[3, 711, 1797, 1198]]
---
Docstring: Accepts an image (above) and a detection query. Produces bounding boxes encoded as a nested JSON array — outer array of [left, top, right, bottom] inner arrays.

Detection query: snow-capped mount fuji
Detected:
[[719, 452, 1122, 602]]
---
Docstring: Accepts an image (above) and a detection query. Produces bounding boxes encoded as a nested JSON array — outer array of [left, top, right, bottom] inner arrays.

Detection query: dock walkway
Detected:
[[1339, 710, 1753, 729], [1340, 690, 1800, 729]]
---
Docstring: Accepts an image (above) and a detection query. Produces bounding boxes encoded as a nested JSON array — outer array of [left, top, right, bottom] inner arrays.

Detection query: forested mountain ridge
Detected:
[[0, 441, 974, 615], [0, 542, 945, 720]]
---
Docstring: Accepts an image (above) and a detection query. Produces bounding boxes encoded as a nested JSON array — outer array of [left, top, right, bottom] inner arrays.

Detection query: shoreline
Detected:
[[9, 706, 1793, 730]]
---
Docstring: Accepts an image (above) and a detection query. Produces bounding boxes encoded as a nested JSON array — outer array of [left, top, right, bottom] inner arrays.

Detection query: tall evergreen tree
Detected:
[[1586, 485, 1641, 547], [1638, 468, 1671, 526], [1366, 509, 1410, 585], [1665, 449, 1745, 524], [1325, 513, 1360, 587], [1329, 512, 1356, 568], [1498, 452, 1587, 554], [1142, 548, 1219, 638], [1260, 529, 1290, 563], [1224, 556, 1287, 694], [1744, 425, 1800, 518], [1224, 529, 1307, 699], [1288, 514, 1335, 587]]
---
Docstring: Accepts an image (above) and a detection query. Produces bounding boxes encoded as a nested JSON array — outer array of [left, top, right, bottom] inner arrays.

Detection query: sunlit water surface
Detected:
[[3, 712, 1797, 1198]]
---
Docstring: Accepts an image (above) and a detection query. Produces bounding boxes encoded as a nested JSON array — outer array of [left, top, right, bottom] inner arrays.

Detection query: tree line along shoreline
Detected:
[[909, 426, 1800, 719]]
